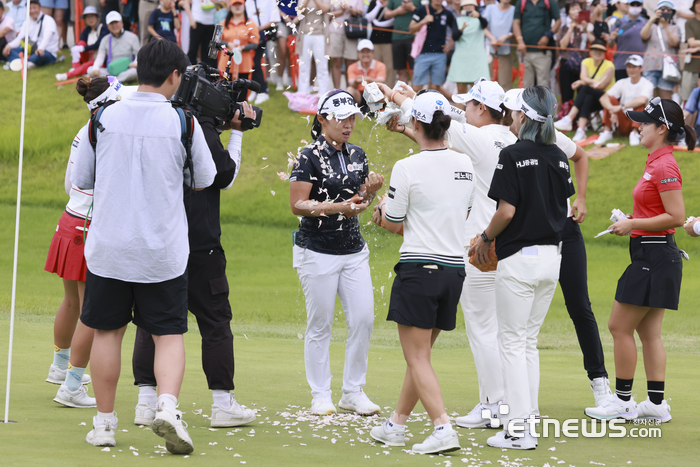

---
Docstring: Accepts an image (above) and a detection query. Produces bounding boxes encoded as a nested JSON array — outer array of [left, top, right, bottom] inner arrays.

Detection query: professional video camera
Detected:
[[171, 25, 263, 130]]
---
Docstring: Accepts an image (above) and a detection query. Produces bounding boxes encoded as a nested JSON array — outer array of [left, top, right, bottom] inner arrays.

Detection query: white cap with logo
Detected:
[[357, 39, 374, 51], [452, 78, 505, 113], [503, 88, 548, 123], [625, 54, 644, 67], [411, 92, 450, 124], [317, 90, 364, 120]]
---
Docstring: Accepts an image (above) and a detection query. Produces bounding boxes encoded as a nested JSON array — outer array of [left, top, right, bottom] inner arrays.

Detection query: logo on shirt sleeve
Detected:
[[643, 172, 652, 180], [496, 164, 503, 170], [388, 186, 396, 199], [660, 177, 678, 184], [454, 172, 473, 181]]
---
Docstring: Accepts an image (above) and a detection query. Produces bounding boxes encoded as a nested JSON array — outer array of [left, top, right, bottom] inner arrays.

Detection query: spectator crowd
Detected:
[[2, 0, 700, 140]]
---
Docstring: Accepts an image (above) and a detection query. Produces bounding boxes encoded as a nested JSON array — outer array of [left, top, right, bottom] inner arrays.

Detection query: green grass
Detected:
[[0, 56, 699, 465]]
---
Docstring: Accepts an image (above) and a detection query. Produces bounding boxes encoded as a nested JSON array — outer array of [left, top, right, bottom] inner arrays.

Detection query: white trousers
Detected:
[[495, 245, 561, 423], [297, 34, 330, 95], [87, 65, 138, 83], [293, 244, 374, 399], [460, 261, 504, 405]]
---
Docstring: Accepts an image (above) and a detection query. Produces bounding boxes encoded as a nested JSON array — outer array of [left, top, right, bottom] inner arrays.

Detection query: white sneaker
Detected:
[[590, 377, 614, 407], [276, 81, 284, 91], [55, 72, 68, 81], [310, 397, 337, 416], [456, 401, 500, 429], [629, 130, 641, 146], [370, 419, 406, 447], [54, 384, 96, 408], [254, 93, 270, 105], [46, 364, 91, 385], [152, 404, 194, 454], [411, 426, 460, 454], [572, 128, 587, 142], [636, 397, 672, 423], [85, 416, 117, 447], [595, 130, 613, 146], [554, 115, 573, 132], [338, 391, 381, 415], [134, 401, 156, 426], [210, 397, 257, 427], [247, 91, 257, 103], [585, 394, 637, 421], [487, 430, 537, 450]]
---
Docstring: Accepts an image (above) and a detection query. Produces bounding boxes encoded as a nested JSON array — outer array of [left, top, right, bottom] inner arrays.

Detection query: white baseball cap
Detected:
[[317, 90, 364, 120], [106, 11, 122, 24], [82, 6, 99, 16], [357, 39, 374, 51], [503, 88, 547, 123], [452, 78, 505, 113], [411, 91, 450, 124], [626, 54, 644, 66]]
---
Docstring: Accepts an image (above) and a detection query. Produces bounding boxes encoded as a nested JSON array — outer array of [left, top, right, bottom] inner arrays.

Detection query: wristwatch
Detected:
[[481, 231, 492, 243]]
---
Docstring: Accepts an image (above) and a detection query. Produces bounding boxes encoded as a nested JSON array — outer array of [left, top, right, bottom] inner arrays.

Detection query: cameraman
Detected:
[[131, 102, 258, 429]]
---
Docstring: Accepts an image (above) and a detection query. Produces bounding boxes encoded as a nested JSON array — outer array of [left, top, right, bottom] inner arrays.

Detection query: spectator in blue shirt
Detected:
[[683, 86, 700, 140], [148, 0, 180, 43]]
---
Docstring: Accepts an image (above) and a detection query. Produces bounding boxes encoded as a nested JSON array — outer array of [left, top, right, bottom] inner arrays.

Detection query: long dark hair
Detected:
[[657, 99, 697, 150], [225, 5, 249, 28]]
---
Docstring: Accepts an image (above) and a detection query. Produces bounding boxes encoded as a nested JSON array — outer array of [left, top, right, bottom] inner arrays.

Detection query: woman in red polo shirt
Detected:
[[585, 98, 695, 423]]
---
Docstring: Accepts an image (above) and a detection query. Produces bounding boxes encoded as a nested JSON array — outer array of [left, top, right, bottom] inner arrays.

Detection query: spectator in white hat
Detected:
[[89, 11, 141, 83], [346, 39, 387, 103], [596, 54, 654, 146], [640, 0, 680, 99], [55, 6, 109, 81]]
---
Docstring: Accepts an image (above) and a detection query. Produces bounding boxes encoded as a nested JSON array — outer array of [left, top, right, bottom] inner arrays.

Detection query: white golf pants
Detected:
[[297, 34, 330, 95], [293, 244, 374, 399], [495, 245, 561, 424], [460, 261, 505, 405]]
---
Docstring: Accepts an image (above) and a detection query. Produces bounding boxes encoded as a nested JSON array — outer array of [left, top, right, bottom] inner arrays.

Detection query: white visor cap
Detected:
[[411, 91, 450, 124], [317, 90, 364, 120]]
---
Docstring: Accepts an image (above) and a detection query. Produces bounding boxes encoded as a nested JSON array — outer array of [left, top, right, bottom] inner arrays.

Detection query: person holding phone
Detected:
[[608, 0, 646, 81], [558, 1, 589, 107], [640, 0, 680, 99]]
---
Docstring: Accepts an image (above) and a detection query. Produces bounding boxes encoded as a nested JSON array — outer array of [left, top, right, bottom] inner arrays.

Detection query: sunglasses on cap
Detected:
[[650, 96, 670, 131]]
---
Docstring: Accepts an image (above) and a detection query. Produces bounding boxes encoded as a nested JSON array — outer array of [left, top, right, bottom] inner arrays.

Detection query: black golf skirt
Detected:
[[615, 235, 683, 310]]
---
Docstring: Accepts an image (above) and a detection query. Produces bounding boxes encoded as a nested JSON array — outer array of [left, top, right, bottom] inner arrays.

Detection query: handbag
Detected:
[[657, 26, 681, 83], [345, 14, 368, 39]]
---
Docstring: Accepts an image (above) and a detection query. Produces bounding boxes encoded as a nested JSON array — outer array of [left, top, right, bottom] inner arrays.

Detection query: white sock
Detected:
[[157, 393, 178, 412], [434, 422, 453, 432], [65, 365, 85, 392], [212, 390, 232, 409], [386, 419, 405, 430], [96, 411, 117, 426], [53, 346, 70, 370], [138, 385, 157, 408]]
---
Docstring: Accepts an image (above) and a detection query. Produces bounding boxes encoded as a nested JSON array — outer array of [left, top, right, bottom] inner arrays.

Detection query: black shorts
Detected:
[[81, 269, 189, 335], [387, 262, 466, 331], [615, 235, 683, 310], [392, 37, 415, 71]]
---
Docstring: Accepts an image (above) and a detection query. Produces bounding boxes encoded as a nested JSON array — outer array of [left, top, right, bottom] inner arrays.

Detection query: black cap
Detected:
[[625, 98, 685, 136]]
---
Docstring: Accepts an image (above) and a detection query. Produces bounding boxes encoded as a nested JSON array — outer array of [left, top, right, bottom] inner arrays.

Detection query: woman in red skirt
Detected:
[[45, 76, 131, 407]]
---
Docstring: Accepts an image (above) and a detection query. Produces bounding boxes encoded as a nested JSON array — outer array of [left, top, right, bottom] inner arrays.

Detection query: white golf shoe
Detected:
[[210, 396, 257, 427], [152, 404, 194, 454], [590, 377, 614, 406], [456, 401, 500, 429], [134, 401, 156, 426], [338, 391, 381, 415], [370, 419, 406, 447], [85, 416, 118, 447], [411, 426, 460, 454], [636, 397, 671, 423], [46, 364, 91, 385], [585, 394, 637, 421], [310, 397, 337, 416], [54, 384, 96, 408]]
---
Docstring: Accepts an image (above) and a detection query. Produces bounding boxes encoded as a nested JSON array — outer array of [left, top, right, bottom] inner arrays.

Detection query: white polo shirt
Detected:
[[71, 92, 217, 283], [385, 148, 475, 266], [605, 77, 654, 108], [446, 121, 517, 243], [64, 124, 94, 220]]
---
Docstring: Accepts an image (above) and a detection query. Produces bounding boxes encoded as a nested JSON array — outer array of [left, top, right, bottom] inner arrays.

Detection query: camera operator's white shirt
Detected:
[[71, 92, 217, 283]]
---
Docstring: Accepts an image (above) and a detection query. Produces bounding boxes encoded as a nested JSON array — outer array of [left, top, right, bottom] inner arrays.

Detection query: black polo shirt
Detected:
[[184, 121, 237, 252], [488, 139, 575, 260], [412, 6, 462, 54], [290, 136, 369, 255]]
